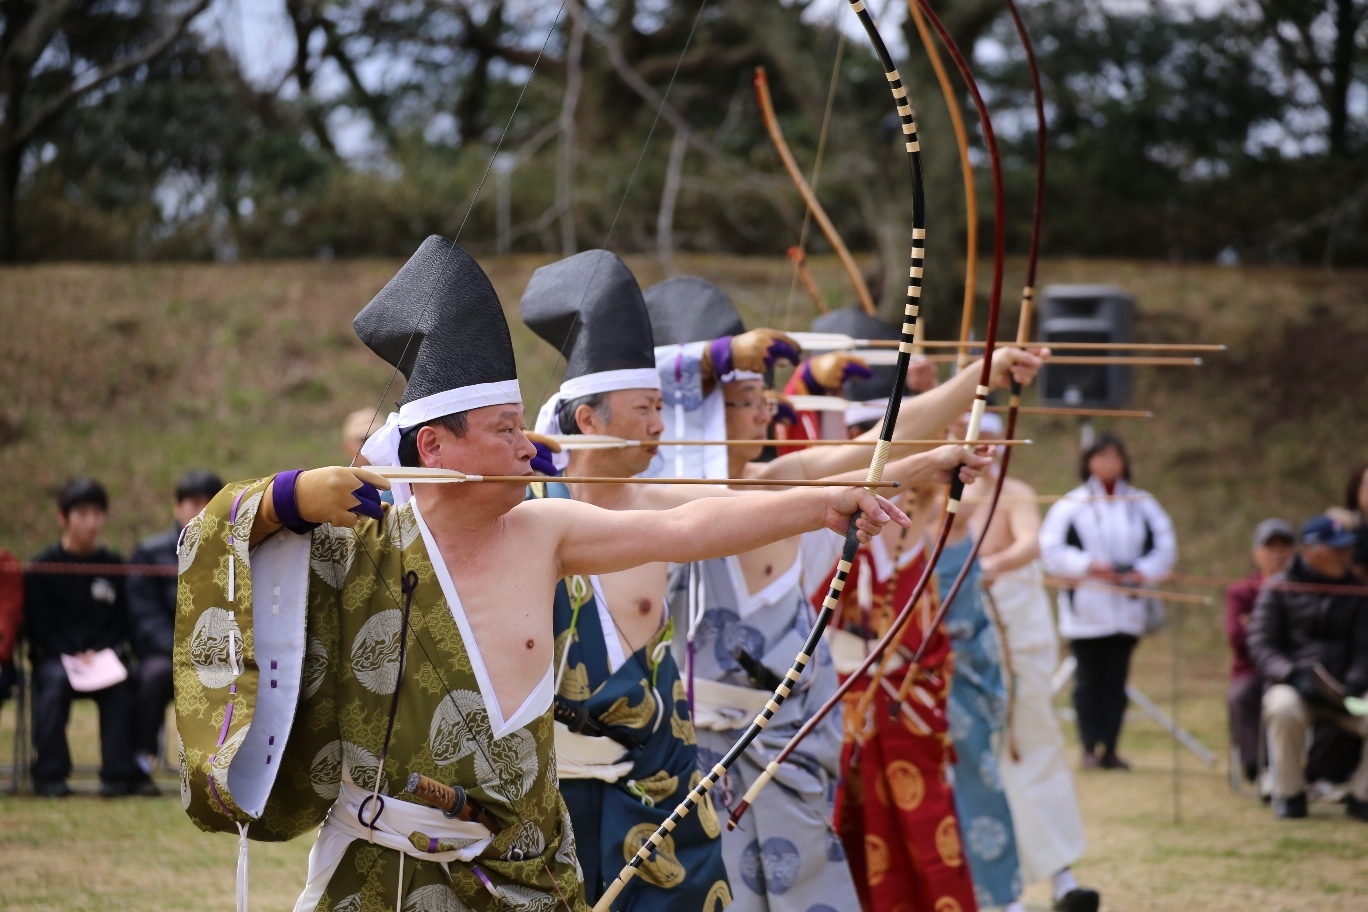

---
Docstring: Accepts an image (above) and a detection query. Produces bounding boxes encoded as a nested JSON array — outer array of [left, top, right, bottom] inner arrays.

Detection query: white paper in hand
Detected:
[[60, 649, 128, 692]]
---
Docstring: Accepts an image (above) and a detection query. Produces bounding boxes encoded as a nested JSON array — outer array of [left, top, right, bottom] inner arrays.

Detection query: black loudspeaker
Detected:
[[1039, 285, 1135, 408]]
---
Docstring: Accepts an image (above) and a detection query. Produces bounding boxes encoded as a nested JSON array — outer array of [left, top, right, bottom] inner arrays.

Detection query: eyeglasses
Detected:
[[724, 397, 779, 416]]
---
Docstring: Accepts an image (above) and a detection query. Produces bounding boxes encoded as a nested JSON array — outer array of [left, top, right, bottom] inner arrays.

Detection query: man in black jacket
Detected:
[[1249, 513, 1368, 821], [25, 477, 146, 797], [126, 470, 222, 777]]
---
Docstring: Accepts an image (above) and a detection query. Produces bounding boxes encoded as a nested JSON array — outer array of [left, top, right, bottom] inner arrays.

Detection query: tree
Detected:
[[1246, 0, 1368, 157], [0, 0, 210, 261]]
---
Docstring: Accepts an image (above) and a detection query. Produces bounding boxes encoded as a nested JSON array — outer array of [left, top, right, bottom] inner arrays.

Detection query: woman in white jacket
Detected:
[[1040, 435, 1177, 770]]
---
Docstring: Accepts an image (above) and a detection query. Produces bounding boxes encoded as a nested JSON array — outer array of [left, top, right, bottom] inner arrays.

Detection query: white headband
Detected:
[[360, 379, 523, 503], [534, 368, 662, 470]]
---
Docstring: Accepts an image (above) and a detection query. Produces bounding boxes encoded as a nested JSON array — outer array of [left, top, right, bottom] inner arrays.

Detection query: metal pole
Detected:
[[1171, 604, 1181, 823]]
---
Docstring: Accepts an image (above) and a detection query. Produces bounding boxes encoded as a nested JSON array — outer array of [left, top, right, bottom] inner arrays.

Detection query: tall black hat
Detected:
[[354, 235, 518, 404], [811, 306, 898, 401], [643, 277, 746, 345], [521, 250, 656, 382]]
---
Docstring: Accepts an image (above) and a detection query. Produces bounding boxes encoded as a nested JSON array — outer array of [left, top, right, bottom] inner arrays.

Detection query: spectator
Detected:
[[1226, 519, 1296, 783], [127, 470, 223, 778], [343, 407, 377, 465], [1248, 513, 1368, 821], [25, 477, 147, 797], [1040, 434, 1177, 770], [1346, 464, 1368, 580], [0, 549, 21, 709]]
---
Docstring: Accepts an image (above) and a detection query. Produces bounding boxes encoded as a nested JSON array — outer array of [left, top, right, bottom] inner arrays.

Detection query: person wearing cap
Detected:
[[174, 237, 907, 912], [25, 476, 143, 797], [1225, 519, 1296, 783], [1248, 513, 1368, 821], [968, 415, 1099, 912], [637, 278, 1020, 912], [126, 469, 224, 784]]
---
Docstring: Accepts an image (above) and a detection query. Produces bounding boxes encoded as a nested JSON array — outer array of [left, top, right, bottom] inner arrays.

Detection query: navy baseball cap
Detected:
[[1301, 514, 1356, 549]]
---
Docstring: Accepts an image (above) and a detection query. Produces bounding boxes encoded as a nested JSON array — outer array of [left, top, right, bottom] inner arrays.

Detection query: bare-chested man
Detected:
[[173, 237, 907, 912]]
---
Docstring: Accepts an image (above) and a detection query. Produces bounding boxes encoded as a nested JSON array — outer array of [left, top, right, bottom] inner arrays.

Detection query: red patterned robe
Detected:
[[816, 537, 978, 912]]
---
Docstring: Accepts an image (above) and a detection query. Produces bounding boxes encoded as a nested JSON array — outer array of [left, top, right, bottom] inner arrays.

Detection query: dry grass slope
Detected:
[[1, 255, 1367, 909]]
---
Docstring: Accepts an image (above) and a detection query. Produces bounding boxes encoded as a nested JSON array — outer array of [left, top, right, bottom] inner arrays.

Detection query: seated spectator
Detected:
[[24, 477, 148, 798], [1225, 519, 1295, 783], [0, 548, 21, 709], [343, 407, 377, 465], [1248, 513, 1368, 821], [127, 470, 223, 778]]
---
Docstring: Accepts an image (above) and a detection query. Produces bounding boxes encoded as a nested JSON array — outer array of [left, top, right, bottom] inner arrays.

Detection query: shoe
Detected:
[[1273, 792, 1308, 819], [132, 777, 161, 798], [99, 779, 135, 798], [1100, 751, 1131, 771], [1081, 750, 1101, 770], [1347, 796, 1368, 822], [32, 779, 72, 798], [1054, 887, 1101, 912]]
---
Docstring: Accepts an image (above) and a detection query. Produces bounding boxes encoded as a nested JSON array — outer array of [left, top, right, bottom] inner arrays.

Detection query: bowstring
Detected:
[[780, 26, 847, 333]]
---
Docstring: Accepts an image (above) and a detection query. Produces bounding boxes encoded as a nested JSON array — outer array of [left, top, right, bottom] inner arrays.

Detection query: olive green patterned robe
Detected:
[[174, 479, 587, 912]]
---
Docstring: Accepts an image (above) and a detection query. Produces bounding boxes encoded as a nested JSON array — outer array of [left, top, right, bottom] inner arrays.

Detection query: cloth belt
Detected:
[[827, 627, 906, 678], [690, 677, 774, 732], [554, 721, 634, 782], [292, 781, 493, 912]]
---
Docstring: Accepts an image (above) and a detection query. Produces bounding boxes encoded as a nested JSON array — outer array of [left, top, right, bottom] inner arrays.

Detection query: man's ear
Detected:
[[415, 425, 443, 468], [574, 402, 601, 436]]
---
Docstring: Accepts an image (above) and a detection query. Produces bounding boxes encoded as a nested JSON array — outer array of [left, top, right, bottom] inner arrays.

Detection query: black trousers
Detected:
[[132, 655, 174, 757], [1071, 633, 1138, 756], [31, 658, 138, 784], [1228, 674, 1263, 781]]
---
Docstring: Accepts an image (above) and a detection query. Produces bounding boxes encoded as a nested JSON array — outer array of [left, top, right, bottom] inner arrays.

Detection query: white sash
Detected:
[[690, 677, 773, 732], [293, 781, 493, 912], [826, 627, 906, 677], [554, 721, 634, 782]]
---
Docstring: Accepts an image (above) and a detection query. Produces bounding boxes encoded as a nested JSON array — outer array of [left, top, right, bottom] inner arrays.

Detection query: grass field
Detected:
[[1, 255, 1367, 908]]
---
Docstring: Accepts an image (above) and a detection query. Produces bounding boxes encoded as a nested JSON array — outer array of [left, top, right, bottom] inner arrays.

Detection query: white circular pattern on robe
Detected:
[[177, 513, 203, 575], [475, 728, 538, 803], [209, 725, 250, 795], [178, 732, 191, 810], [503, 818, 547, 861], [978, 749, 1003, 792], [555, 806, 582, 880], [400, 884, 467, 912], [310, 525, 358, 590], [946, 697, 972, 743], [350, 609, 404, 694], [388, 504, 421, 551], [332, 893, 363, 912], [190, 607, 244, 689], [308, 740, 385, 799], [301, 635, 328, 700], [339, 740, 384, 791], [965, 814, 1009, 861], [429, 691, 486, 767], [493, 884, 559, 912], [309, 741, 343, 800], [230, 492, 261, 566]]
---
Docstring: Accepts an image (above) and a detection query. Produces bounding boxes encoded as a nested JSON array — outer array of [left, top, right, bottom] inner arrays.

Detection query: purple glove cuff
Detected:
[[798, 360, 826, 395], [708, 336, 734, 379], [530, 442, 560, 477], [272, 470, 320, 536]]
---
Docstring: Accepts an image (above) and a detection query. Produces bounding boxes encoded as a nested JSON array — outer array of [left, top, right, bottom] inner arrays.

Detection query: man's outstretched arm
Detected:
[[551, 486, 910, 578], [755, 347, 1047, 481]]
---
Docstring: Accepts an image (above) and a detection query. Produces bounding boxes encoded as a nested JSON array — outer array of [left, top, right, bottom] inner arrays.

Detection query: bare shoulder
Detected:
[[1001, 475, 1037, 498], [637, 483, 732, 511]]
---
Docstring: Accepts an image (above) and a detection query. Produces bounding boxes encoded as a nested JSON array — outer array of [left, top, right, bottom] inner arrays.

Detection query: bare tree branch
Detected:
[[11, 0, 212, 149]]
